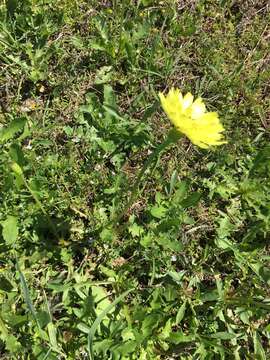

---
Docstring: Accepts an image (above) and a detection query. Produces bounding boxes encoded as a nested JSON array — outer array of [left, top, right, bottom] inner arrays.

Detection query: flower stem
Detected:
[[114, 128, 181, 224]]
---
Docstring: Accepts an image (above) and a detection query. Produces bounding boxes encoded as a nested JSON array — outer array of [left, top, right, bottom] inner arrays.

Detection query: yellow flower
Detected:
[[159, 88, 227, 149]]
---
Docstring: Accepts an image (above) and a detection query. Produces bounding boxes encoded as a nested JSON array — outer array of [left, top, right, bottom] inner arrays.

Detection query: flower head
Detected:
[[159, 88, 227, 149]]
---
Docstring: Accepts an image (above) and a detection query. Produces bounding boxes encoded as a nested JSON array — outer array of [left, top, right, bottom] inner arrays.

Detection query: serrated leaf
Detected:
[[0, 332, 21, 353], [150, 205, 167, 219], [140, 234, 152, 247], [0, 118, 26, 143]]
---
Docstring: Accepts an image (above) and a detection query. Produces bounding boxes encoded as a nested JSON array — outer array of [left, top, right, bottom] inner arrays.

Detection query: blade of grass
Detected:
[[16, 259, 41, 331]]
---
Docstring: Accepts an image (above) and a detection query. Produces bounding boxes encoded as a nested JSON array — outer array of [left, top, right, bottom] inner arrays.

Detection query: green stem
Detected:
[[114, 128, 181, 224]]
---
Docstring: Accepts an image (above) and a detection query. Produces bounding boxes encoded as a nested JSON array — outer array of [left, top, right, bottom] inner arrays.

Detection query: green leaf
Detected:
[[181, 192, 201, 208], [150, 205, 167, 219], [156, 236, 182, 252], [9, 143, 26, 166], [200, 290, 219, 302], [142, 313, 162, 336], [140, 234, 153, 248], [1, 215, 18, 245], [168, 331, 195, 344], [0, 276, 13, 292], [253, 331, 266, 360], [0, 331, 21, 353], [104, 84, 117, 109], [48, 323, 61, 353], [175, 300, 187, 324], [11, 162, 23, 176], [36, 311, 51, 329], [0, 118, 26, 143], [209, 332, 236, 340], [128, 223, 144, 238], [169, 170, 178, 196], [250, 145, 270, 176], [172, 181, 188, 203], [77, 323, 91, 334]]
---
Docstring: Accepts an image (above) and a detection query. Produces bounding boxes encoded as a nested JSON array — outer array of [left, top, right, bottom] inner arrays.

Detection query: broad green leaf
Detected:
[[128, 223, 144, 237], [0, 118, 26, 143], [104, 84, 117, 109], [9, 143, 25, 165], [47, 282, 72, 292], [77, 322, 91, 334], [172, 181, 188, 203], [0, 331, 21, 353], [181, 192, 201, 208], [175, 300, 187, 324], [140, 234, 152, 247], [36, 311, 51, 329], [158, 319, 172, 340], [150, 205, 167, 219], [142, 313, 162, 336], [168, 331, 195, 344], [215, 237, 233, 250], [200, 290, 219, 302], [92, 286, 111, 316], [1, 215, 18, 245], [209, 332, 236, 340], [155, 236, 182, 252], [253, 331, 266, 360]]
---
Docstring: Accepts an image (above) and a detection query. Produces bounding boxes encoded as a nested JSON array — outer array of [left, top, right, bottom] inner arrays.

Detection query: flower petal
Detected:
[[182, 92, 194, 110], [191, 98, 206, 119]]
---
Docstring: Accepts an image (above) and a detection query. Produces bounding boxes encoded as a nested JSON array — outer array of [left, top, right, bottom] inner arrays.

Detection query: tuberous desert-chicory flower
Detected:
[[159, 88, 227, 149]]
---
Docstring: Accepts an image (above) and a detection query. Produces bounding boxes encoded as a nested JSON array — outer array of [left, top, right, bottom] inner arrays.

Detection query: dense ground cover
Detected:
[[0, 0, 270, 358]]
